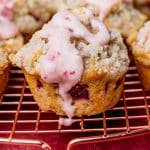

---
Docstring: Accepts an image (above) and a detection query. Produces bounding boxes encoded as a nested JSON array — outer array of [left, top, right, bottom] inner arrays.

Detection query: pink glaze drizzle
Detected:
[[0, 0, 18, 39], [38, 10, 110, 126], [86, 0, 133, 20], [86, 0, 118, 20]]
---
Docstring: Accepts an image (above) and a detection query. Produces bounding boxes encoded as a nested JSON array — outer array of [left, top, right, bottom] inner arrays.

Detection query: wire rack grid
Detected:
[[0, 64, 150, 150]]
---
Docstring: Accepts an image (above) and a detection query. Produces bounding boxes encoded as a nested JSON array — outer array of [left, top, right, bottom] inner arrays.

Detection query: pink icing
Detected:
[[59, 117, 74, 127], [86, 0, 133, 20], [0, 0, 18, 39], [38, 10, 110, 125], [86, 0, 118, 20]]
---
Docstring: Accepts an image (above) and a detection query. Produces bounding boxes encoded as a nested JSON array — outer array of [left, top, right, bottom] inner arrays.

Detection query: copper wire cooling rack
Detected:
[[0, 64, 150, 150]]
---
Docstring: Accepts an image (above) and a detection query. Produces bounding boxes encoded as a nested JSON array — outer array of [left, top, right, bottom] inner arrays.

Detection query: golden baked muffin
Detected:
[[14, 8, 129, 126], [0, 0, 23, 95], [129, 21, 150, 90]]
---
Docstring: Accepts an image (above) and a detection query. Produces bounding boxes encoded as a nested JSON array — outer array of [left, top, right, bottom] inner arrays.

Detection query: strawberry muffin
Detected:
[[14, 8, 129, 126]]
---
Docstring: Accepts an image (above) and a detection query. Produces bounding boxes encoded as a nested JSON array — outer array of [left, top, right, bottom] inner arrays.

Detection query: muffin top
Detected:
[[15, 7, 129, 81]]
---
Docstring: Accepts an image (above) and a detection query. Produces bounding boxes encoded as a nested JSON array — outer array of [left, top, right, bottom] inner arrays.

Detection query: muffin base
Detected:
[[24, 70, 125, 117], [0, 66, 10, 96]]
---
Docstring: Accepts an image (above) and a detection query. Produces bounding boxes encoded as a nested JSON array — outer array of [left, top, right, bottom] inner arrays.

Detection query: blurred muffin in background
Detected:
[[13, 0, 59, 38], [93, 0, 147, 39], [12, 0, 148, 42], [0, 0, 23, 95], [129, 21, 150, 90]]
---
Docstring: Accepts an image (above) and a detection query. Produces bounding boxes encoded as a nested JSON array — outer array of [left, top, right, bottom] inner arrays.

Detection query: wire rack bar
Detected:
[[0, 64, 150, 149]]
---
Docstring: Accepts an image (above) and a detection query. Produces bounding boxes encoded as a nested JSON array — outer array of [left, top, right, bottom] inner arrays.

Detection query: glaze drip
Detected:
[[38, 10, 110, 125]]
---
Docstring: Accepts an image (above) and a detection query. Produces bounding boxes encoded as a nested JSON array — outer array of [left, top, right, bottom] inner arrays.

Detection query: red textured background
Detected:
[[0, 131, 150, 150]]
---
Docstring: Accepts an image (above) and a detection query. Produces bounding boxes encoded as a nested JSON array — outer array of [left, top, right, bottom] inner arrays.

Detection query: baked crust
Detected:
[[104, 4, 147, 38], [0, 65, 10, 96], [24, 70, 125, 116], [129, 21, 150, 90]]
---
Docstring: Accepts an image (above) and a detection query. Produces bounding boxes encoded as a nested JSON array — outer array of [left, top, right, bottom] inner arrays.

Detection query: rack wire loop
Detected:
[[0, 138, 51, 150]]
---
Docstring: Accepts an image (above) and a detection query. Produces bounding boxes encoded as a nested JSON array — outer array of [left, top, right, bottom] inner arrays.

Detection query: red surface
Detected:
[[0, 132, 150, 150], [73, 132, 150, 150]]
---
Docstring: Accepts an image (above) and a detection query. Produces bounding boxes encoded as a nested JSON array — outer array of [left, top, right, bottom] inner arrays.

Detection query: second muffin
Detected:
[[129, 21, 150, 90]]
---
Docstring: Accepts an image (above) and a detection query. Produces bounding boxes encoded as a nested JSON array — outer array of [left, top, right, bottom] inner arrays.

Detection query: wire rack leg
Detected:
[[67, 128, 150, 150], [0, 138, 51, 150]]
